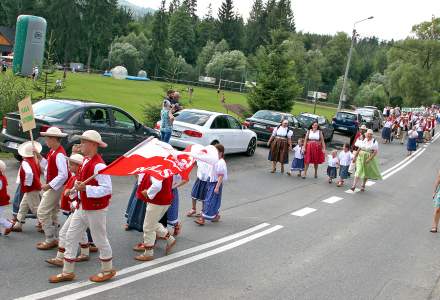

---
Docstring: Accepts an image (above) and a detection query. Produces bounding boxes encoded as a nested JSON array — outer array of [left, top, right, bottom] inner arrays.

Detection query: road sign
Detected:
[[18, 96, 36, 132]]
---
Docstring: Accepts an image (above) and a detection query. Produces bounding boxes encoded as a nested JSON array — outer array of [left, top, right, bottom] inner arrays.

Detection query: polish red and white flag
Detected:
[[99, 138, 218, 180]]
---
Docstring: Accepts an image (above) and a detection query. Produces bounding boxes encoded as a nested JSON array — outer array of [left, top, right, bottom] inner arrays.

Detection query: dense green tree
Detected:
[[168, 3, 196, 64], [217, 0, 243, 50], [247, 30, 302, 113], [245, 0, 267, 54], [196, 4, 218, 50], [109, 42, 143, 75], [328, 76, 357, 106], [151, 0, 169, 76], [197, 41, 217, 74], [322, 32, 352, 87], [354, 81, 389, 109], [205, 50, 247, 82]]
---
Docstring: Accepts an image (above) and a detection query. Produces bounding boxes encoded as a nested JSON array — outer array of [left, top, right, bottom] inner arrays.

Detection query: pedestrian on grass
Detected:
[[350, 129, 382, 192], [430, 170, 440, 233], [160, 100, 175, 143], [0, 160, 13, 236], [303, 121, 326, 178], [267, 119, 293, 174]]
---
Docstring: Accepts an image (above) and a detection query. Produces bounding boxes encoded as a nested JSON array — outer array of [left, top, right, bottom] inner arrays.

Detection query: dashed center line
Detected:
[[322, 196, 343, 204], [291, 207, 317, 217]]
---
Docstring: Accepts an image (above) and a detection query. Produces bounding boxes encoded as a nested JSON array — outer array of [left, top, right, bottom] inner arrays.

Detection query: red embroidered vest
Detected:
[[78, 154, 111, 210], [0, 174, 10, 206], [46, 146, 69, 185], [60, 175, 78, 212], [20, 158, 42, 193], [136, 174, 173, 206]]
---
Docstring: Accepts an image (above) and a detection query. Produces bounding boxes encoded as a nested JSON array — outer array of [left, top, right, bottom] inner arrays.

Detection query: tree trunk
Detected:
[[87, 46, 93, 73]]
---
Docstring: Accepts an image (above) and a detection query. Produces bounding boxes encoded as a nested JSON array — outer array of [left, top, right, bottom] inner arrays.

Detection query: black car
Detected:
[[355, 107, 382, 131], [0, 99, 158, 162], [296, 113, 334, 142], [244, 110, 306, 143]]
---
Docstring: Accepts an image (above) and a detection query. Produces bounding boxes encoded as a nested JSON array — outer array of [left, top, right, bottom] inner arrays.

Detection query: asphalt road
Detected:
[[2, 131, 440, 300]]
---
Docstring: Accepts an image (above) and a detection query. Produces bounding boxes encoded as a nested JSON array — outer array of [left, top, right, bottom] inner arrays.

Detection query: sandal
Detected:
[[194, 218, 205, 226], [430, 227, 438, 233], [186, 209, 197, 217], [173, 222, 182, 236], [360, 186, 365, 192]]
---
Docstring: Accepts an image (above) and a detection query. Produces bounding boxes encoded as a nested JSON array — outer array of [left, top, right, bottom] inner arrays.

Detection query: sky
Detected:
[[127, 0, 440, 41]]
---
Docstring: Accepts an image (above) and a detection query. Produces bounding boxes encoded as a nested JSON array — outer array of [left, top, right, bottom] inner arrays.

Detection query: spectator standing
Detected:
[[160, 100, 175, 143]]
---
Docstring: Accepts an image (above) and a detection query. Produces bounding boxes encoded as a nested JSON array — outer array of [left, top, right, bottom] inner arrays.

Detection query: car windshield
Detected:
[[297, 115, 315, 127], [336, 112, 356, 120], [33, 100, 77, 119], [175, 111, 210, 126], [356, 109, 374, 117], [253, 111, 283, 123]]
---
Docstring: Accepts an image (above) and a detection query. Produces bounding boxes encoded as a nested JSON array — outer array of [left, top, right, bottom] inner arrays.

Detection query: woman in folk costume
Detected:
[[12, 141, 42, 232], [195, 144, 227, 225], [407, 126, 418, 156], [49, 130, 115, 283], [430, 170, 440, 233], [0, 160, 13, 236], [267, 119, 293, 174], [303, 121, 326, 178], [45, 154, 91, 267], [382, 117, 393, 143], [35, 127, 69, 250], [187, 161, 210, 217], [350, 129, 382, 192]]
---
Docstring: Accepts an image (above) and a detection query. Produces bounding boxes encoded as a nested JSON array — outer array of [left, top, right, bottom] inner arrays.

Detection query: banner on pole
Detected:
[[18, 96, 36, 132]]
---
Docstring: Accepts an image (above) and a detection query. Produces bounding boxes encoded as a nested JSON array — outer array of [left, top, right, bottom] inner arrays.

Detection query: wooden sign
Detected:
[[18, 96, 36, 132]]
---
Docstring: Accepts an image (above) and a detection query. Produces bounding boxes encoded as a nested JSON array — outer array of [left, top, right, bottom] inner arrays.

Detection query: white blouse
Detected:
[[358, 138, 379, 152], [209, 159, 228, 182], [272, 126, 293, 138], [384, 121, 393, 128], [327, 155, 338, 167], [307, 130, 321, 141], [293, 145, 304, 159], [338, 151, 353, 166], [196, 161, 211, 181]]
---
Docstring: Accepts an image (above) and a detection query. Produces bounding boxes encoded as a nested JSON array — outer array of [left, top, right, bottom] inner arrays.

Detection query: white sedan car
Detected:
[[155, 109, 257, 156]]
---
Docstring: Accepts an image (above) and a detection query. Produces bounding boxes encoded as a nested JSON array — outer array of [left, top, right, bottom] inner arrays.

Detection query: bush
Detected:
[[0, 72, 32, 120], [142, 103, 162, 128]]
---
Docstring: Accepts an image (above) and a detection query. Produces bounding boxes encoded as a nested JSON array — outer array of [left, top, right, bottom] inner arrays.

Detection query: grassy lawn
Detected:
[[50, 73, 337, 121]]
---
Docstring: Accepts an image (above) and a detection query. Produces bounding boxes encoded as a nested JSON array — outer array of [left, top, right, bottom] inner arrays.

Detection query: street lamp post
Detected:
[[337, 16, 374, 111]]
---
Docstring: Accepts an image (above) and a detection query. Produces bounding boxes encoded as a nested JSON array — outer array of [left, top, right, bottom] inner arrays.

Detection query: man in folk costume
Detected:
[[49, 130, 115, 283], [12, 142, 42, 232], [399, 113, 409, 144], [134, 172, 177, 261], [35, 127, 69, 250]]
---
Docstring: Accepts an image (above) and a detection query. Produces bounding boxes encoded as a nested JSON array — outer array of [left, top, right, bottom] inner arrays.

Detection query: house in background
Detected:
[[0, 26, 15, 56]]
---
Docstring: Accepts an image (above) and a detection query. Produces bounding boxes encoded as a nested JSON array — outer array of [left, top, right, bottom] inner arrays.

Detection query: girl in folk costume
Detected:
[[267, 119, 293, 174], [0, 160, 13, 236], [187, 161, 210, 217], [36, 127, 70, 250], [337, 143, 353, 187], [287, 138, 305, 178], [195, 144, 227, 225], [45, 154, 90, 267], [303, 121, 326, 178], [326, 150, 339, 184], [125, 174, 146, 232], [407, 126, 418, 156], [12, 142, 42, 232], [167, 174, 189, 236], [134, 170, 177, 261], [50, 130, 115, 283], [382, 117, 393, 143]]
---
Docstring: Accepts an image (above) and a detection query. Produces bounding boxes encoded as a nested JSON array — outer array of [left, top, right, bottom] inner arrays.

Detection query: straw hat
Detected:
[[40, 126, 68, 138], [0, 160, 6, 173], [73, 130, 107, 148], [360, 124, 367, 130], [68, 153, 84, 165], [18, 141, 42, 158]]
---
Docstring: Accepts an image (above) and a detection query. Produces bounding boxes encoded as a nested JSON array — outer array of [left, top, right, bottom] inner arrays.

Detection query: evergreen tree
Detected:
[[217, 0, 243, 50], [168, 3, 196, 64], [183, 0, 197, 19], [151, 0, 169, 76], [245, 0, 267, 54], [196, 4, 218, 49], [247, 30, 302, 113], [275, 0, 295, 32]]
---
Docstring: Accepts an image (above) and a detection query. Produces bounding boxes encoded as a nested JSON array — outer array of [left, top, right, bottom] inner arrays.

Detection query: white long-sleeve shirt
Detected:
[[77, 159, 112, 199], [146, 177, 163, 200], [40, 153, 68, 191], [19, 161, 34, 187]]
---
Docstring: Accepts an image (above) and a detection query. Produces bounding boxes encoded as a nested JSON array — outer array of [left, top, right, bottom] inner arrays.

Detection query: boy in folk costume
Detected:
[[49, 130, 115, 283], [134, 173, 177, 261], [35, 127, 69, 250], [0, 160, 13, 236], [46, 154, 91, 267], [12, 142, 42, 232]]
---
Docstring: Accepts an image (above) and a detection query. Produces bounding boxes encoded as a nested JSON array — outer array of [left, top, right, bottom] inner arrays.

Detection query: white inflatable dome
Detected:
[[138, 70, 147, 78], [111, 66, 128, 80]]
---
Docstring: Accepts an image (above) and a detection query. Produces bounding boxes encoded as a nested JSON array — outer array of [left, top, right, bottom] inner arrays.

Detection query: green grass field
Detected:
[[53, 73, 336, 121]]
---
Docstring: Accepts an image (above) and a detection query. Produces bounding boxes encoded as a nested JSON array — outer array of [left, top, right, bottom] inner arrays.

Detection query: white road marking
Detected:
[[291, 207, 317, 217], [365, 181, 376, 187], [383, 149, 426, 180], [381, 148, 422, 176], [15, 223, 271, 300], [55, 225, 284, 300], [345, 188, 360, 194], [322, 196, 343, 204]]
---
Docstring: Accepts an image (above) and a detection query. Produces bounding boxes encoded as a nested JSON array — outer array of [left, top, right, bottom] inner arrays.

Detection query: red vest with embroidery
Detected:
[[136, 174, 173, 206], [46, 146, 69, 185], [20, 158, 42, 193], [78, 155, 111, 210], [60, 174, 78, 212], [0, 174, 10, 206]]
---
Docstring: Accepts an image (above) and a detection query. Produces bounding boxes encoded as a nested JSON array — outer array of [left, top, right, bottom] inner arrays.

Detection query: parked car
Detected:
[[0, 99, 158, 162], [296, 113, 334, 142], [155, 109, 257, 156], [331, 111, 362, 135], [244, 110, 306, 143], [355, 107, 382, 131]]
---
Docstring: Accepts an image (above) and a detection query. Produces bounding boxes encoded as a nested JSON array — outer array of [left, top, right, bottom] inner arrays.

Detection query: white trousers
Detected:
[[64, 208, 112, 264], [0, 206, 12, 230], [37, 189, 62, 242], [16, 191, 40, 223], [143, 203, 170, 247], [59, 212, 88, 249]]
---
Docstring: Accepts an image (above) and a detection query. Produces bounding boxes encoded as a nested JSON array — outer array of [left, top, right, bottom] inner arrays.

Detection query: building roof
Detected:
[[0, 26, 15, 44]]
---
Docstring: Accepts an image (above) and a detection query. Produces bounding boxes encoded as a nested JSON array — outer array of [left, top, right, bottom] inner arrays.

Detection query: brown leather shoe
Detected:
[[135, 254, 154, 261], [89, 245, 98, 253], [89, 270, 116, 282], [45, 258, 64, 267], [49, 272, 75, 283], [3, 227, 12, 236], [37, 240, 58, 250], [75, 254, 90, 262], [11, 226, 22, 232]]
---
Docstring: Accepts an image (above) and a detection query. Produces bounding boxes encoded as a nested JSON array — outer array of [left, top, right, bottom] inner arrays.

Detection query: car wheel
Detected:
[[211, 140, 219, 146], [245, 138, 257, 156]]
